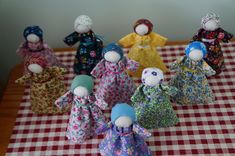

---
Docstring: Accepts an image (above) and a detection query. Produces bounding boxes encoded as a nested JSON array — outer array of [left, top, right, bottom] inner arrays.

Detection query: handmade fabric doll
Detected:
[[169, 41, 216, 105], [192, 12, 233, 75], [131, 68, 179, 129], [16, 25, 65, 73], [64, 15, 103, 75], [15, 55, 69, 114], [55, 75, 107, 143], [96, 103, 152, 156], [118, 19, 168, 78], [91, 43, 139, 107]]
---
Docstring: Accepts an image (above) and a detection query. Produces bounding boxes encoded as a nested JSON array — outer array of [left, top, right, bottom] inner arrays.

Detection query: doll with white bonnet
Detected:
[[64, 15, 103, 75], [16, 26, 65, 73], [15, 55, 69, 114], [91, 43, 139, 107], [55, 75, 107, 143], [169, 41, 215, 105], [131, 68, 179, 129], [192, 12, 233, 75], [96, 103, 152, 156], [119, 19, 168, 78]]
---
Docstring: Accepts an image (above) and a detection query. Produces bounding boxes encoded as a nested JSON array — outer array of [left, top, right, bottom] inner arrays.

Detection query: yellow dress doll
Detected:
[[119, 19, 168, 78]]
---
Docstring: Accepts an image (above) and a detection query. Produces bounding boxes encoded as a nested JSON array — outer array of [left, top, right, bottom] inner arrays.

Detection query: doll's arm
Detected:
[[131, 84, 145, 104], [169, 56, 185, 72], [118, 33, 135, 48], [95, 121, 112, 134], [16, 42, 28, 58], [124, 57, 139, 71], [217, 28, 234, 43], [161, 84, 178, 96], [133, 123, 151, 139], [55, 90, 73, 108], [150, 32, 167, 47], [15, 73, 31, 85], [63, 31, 80, 46], [94, 94, 108, 110], [192, 29, 203, 41], [202, 61, 216, 77], [90, 59, 106, 78]]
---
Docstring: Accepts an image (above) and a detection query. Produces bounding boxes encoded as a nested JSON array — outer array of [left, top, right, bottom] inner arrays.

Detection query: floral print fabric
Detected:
[[91, 57, 139, 107], [97, 122, 152, 156], [169, 56, 216, 105], [192, 28, 233, 74], [55, 92, 107, 143], [131, 84, 179, 129], [64, 30, 103, 75]]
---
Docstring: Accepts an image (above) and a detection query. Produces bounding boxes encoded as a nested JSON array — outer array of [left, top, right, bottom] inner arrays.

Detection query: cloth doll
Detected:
[[96, 103, 152, 156], [16, 25, 65, 73], [15, 55, 69, 114], [55, 75, 107, 143], [64, 15, 103, 75], [91, 43, 139, 107], [192, 12, 233, 75], [118, 19, 168, 78], [169, 41, 216, 105], [131, 67, 179, 129]]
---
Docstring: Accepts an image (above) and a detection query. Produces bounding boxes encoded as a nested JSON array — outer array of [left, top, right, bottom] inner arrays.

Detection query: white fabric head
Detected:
[[114, 116, 133, 128], [201, 12, 220, 31], [188, 49, 204, 61], [104, 51, 121, 63], [73, 86, 89, 97], [135, 24, 149, 36], [142, 68, 164, 87], [74, 15, 92, 33], [27, 64, 43, 73], [26, 34, 40, 43]]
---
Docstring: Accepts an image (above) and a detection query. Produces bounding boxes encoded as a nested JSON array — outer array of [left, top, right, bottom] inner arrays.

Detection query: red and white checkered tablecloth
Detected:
[[6, 42, 235, 156]]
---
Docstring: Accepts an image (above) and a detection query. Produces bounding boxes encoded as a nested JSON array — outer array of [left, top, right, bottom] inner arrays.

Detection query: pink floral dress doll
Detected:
[[91, 43, 139, 107], [16, 25, 65, 73], [55, 75, 107, 143]]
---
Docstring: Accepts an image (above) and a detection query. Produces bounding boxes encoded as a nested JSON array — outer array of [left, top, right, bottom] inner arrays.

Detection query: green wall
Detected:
[[0, 0, 234, 91]]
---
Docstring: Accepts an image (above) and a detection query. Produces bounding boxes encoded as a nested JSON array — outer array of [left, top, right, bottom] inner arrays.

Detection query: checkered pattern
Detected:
[[6, 42, 235, 156]]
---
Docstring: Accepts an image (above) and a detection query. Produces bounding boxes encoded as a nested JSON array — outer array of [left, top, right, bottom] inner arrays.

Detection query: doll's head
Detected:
[[201, 12, 220, 31], [111, 103, 136, 128], [185, 41, 207, 61], [25, 55, 48, 73], [141, 68, 164, 87], [134, 19, 153, 36], [24, 26, 43, 43], [74, 15, 92, 33], [102, 43, 123, 63], [71, 75, 94, 97]]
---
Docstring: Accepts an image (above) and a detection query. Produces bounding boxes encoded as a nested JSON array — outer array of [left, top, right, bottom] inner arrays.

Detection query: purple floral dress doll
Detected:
[[91, 43, 139, 107], [96, 103, 152, 156], [16, 26, 65, 73], [192, 13, 233, 75], [55, 75, 107, 143]]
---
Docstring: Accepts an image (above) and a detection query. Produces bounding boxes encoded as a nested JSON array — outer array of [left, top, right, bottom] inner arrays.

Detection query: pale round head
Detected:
[[27, 64, 43, 73], [114, 116, 133, 128], [145, 75, 162, 87], [75, 25, 91, 33], [26, 34, 40, 43], [104, 51, 121, 63], [135, 24, 149, 36], [204, 20, 219, 31], [73, 86, 89, 97], [74, 15, 92, 33], [188, 49, 204, 61]]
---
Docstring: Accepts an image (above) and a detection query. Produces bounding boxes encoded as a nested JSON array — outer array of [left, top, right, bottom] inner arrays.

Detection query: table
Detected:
[[1, 41, 235, 156]]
